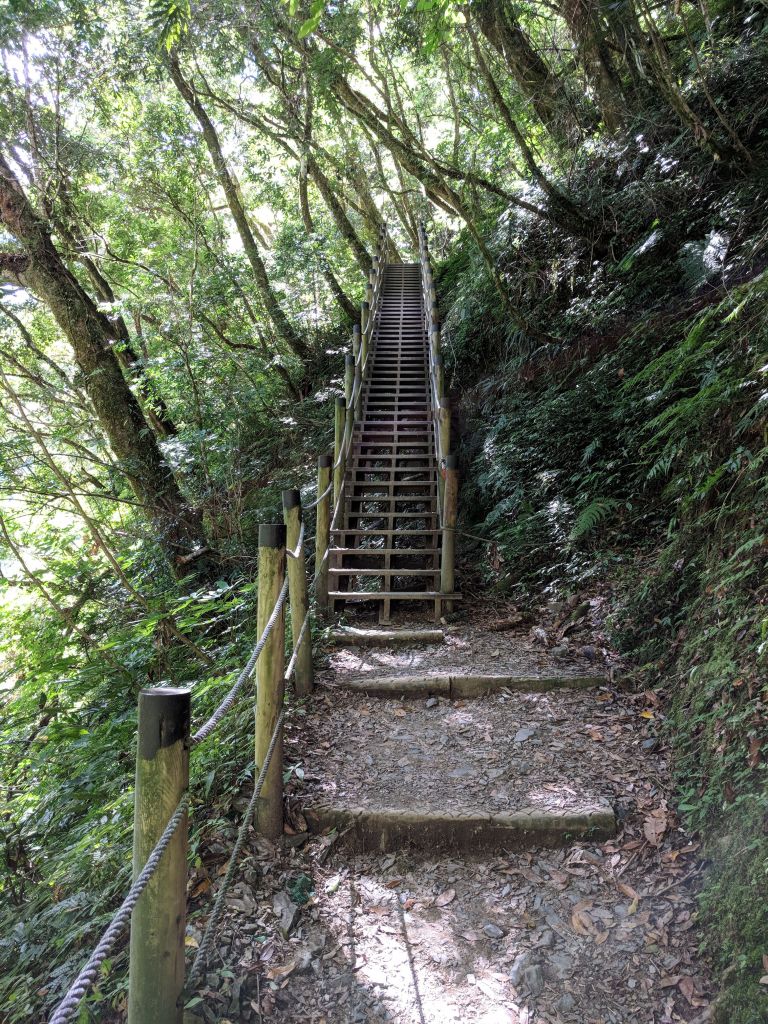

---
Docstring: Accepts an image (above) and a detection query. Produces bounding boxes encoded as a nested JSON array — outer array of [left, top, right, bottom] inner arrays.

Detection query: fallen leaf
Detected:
[[264, 962, 296, 983], [643, 808, 668, 847], [384, 878, 403, 889], [393, 708, 407, 718], [640, 710, 655, 719], [436, 888, 456, 907]]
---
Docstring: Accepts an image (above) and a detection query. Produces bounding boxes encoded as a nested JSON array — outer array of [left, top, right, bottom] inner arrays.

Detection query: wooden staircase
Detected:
[[328, 259, 457, 623]]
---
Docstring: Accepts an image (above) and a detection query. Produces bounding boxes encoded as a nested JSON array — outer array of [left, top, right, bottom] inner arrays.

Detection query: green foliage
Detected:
[[146, 0, 190, 50]]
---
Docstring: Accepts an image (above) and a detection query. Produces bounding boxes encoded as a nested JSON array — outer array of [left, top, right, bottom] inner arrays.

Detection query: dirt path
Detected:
[[186, 607, 713, 1024]]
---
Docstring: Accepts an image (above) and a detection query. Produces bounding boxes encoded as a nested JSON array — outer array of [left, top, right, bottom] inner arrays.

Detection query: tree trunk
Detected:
[[167, 52, 310, 363], [557, 0, 627, 131], [298, 159, 358, 320], [0, 152, 212, 574], [470, 0, 564, 133]]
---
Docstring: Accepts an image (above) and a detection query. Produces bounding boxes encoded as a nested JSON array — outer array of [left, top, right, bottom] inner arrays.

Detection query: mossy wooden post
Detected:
[[430, 324, 440, 362], [361, 301, 370, 373], [255, 524, 286, 839], [128, 688, 190, 1024], [441, 454, 459, 614], [333, 396, 346, 511], [344, 353, 355, 436], [352, 325, 362, 420], [315, 454, 332, 615], [282, 490, 313, 696], [434, 353, 444, 400], [438, 398, 451, 507]]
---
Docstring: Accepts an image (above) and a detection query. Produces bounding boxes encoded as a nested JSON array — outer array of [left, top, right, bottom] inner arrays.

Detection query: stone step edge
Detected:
[[329, 627, 445, 646], [335, 673, 605, 697], [303, 803, 616, 853]]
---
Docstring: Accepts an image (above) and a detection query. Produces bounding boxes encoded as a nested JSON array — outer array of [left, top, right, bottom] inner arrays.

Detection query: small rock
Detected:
[[550, 645, 569, 659], [535, 929, 555, 949], [580, 644, 598, 662], [514, 727, 536, 743], [509, 951, 530, 985], [556, 993, 576, 1012], [523, 964, 544, 996], [547, 952, 574, 980], [642, 737, 659, 751], [482, 922, 505, 939], [425, 697, 439, 708]]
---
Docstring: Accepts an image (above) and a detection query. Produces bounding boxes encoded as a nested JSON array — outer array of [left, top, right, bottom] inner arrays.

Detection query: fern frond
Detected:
[[569, 498, 619, 541]]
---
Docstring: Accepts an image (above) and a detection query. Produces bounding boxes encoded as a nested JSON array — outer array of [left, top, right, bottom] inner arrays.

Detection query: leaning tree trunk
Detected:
[[167, 52, 310, 363], [0, 152, 212, 575]]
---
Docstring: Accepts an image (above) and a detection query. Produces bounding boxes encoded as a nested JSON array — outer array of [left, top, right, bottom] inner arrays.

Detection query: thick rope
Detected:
[[284, 607, 311, 683], [304, 478, 332, 511], [186, 710, 285, 990], [48, 794, 189, 1024], [285, 520, 305, 560], [190, 576, 288, 746]]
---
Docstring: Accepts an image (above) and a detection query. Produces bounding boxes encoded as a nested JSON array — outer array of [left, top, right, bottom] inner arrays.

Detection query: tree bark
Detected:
[[0, 152, 212, 573], [167, 52, 309, 363], [469, 0, 564, 133]]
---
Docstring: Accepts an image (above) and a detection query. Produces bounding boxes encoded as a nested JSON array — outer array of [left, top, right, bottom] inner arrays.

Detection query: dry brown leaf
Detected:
[[393, 708, 407, 718], [643, 809, 668, 847], [264, 962, 296, 983], [436, 888, 456, 907], [384, 878, 403, 889]]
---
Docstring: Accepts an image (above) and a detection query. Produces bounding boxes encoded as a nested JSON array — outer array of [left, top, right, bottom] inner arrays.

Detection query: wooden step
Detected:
[[328, 590, 460, 601]]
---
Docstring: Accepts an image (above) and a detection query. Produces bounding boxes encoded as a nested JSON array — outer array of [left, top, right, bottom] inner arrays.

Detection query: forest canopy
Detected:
[[1, 0, 767, 1020]]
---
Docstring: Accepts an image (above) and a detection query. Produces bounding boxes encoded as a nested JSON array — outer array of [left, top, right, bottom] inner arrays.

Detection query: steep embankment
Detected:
[[438, 152, 768, 1021]]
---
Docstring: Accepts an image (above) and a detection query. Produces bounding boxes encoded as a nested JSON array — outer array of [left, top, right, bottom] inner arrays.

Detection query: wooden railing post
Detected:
[[344, 352, 354, 426], [361, 300, 370, 371], [128, 688, 190, 1024], [434, 353, 444, 400], [352, 324, 362, 420], [438, 397, 451, 506], [255, 524, 286, 839], [315, 454, 332, 614], [430, 324, 440, 362], [282, 490, 313, 696], [333, 396, 346, 509], [441, 454, 459, 614]]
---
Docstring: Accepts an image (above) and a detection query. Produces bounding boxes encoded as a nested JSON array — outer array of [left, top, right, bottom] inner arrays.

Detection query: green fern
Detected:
[[569, 498, 619, 541]]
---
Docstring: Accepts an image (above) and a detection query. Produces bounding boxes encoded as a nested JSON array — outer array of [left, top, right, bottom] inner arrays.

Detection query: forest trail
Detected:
[[213, 609, 714, 1024], [328, 258, 457, 623]]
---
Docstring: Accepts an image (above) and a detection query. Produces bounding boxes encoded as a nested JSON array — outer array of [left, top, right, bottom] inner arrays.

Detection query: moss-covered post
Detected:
[[441, 454, 459, 614], [438, 398, 451, 507], [128, 688, 190, 1024], [282, 490, 312, 696], [352, 324, 362, 420], [434, 353, 444, 400], [255, 524, 286, 839], [344, 352, 355, 437], [361, 300, 370, 372], [333, 396, 346, 512], [315, 454, 332, 615], [430, 324, 441, 362]]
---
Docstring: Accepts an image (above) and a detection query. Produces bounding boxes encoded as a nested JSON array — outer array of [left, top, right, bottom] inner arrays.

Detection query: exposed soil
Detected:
[[186, 602, 713, 1024]]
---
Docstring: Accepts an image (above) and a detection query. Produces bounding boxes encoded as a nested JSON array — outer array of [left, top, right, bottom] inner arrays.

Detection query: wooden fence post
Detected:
[[282, 489, 313, 696], [434, 353, 444, 400], [438, 398, 451, 506], [128, 688, 190, 1024], [344, 352, 355, 433], [430, 324, 440, 362], [352, 325, 362, 420], [333, 396, 346, 509], [441, 454, 459, 615], [361, 300, 370, 371], [255, 524, 286, 839], [315, 454, 332, 614]]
